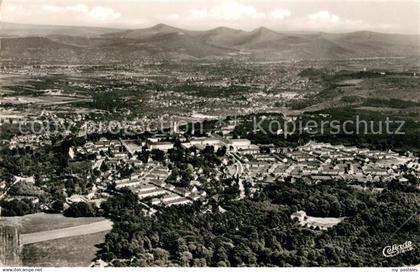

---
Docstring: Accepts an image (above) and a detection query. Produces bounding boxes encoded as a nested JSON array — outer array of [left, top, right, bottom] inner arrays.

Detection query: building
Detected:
[[229, 139, 252, 150], [149, 142, 174, 152], [237, 144, 260, 155]]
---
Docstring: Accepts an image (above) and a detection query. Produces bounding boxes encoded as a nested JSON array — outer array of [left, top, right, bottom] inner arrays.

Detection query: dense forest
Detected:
[[98, 181, 419, 267], [0, 137, 94, 216]]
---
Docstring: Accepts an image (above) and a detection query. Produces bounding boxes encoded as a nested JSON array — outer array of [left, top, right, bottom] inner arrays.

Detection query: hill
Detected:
[[0, 22, 119, 38], [0, 23, 419, 63], [103, 23, 198, 39]]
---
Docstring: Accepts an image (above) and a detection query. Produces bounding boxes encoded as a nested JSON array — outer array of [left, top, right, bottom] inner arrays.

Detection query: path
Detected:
[[228, 151, 246, 199], [0, 179, 19, 201]]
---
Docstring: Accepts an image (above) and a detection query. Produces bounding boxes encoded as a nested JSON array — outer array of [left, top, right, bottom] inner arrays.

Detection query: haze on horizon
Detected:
[[0, 0, 419, 34]]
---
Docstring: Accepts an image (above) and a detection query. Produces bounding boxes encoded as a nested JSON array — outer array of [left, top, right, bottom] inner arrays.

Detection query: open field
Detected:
[[0, 95, 90, 106], [302, 216, 344, 228], [292, 211, 345, 230], [0, 213, 106, 234], [21, 220, 113, 245], [22, 231, 108, 267], [1, 213, 112, 267]]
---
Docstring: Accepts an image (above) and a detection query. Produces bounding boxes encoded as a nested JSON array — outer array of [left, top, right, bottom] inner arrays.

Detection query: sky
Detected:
[[0, 0, 419, 34]]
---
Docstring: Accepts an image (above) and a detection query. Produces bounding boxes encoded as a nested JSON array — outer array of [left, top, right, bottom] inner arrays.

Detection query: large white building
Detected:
[[149, 142, 174, 152], [229, 139, 252, 150]]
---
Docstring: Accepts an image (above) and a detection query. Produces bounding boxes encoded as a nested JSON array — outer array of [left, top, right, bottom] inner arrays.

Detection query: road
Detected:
[[134, 165, 160, 181], [0, 179, 19, 201], [21, 220, 113, 245], [228, 151, 246, 199], [238, 177, 245, 199], [92, 159, 104, 170]]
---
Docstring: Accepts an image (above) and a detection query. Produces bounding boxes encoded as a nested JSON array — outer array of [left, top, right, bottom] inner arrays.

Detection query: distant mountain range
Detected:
[[1, 22, 419, 63]]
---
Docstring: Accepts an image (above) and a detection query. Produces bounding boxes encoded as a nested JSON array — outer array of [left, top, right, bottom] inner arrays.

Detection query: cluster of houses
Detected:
[[70, 137, 212, 208], [9, 135, 53, 150], [66, 134, 419, 211], [0, 176, 41, 206], [65, 134, 266, 208], [3, 129, 418, 215], [113, 162, 200, 207], [231, 141, 418, 184]]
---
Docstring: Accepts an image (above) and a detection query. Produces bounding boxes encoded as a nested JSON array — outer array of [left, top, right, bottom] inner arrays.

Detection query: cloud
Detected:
[[41, 4, 120, 22], [308, 10, 340, 24], [189, 1, 265, 21], [42, 5, 64, 13], [190, 8, 209, 19], [89, 7, 121, 21], [0, 0, 412, 33], [280, 10, 376, 32], [270, 8, 291, 20], [212, 1, 265, 20], [42, 4, 89, 14], [1, 3, 32, 18], [67, 4, 89, 14], [164, 14, 181, 20]]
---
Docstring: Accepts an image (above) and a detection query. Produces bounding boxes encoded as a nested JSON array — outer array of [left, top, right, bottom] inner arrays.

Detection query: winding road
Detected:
[[228, 151, 246, 199]]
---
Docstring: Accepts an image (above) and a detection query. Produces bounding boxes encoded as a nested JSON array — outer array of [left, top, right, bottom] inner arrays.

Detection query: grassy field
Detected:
[[22, 231, 108, 267], [21, 220, 112, 245], [292, 211, 345, 230], [0, 213, 111, 267], [0, 213, 105, 234]]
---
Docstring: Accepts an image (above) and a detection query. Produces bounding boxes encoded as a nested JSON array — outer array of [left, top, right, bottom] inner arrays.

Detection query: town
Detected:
[[2, 118, 419, 217], [0, 58, 419, 267]]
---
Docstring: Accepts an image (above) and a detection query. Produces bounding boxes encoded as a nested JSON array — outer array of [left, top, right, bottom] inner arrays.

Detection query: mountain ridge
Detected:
[[1, 22, 419, 63]]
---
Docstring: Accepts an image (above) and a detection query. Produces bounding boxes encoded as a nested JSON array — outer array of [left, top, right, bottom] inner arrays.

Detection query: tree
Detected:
[[64, 202, 96, 217], [152, 248, 170, 265], [214, 247, 229, 266], [92, 92, 121, 111], [330, 200, 342, 217], [192, 258, 207, 267], [216, 146, 227, 157], [151, 150, 165, 161], [0, 199, 38, 216]]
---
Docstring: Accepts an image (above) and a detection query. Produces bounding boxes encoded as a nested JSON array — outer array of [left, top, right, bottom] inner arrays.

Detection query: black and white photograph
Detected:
[[0, 0, 419, 270]]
